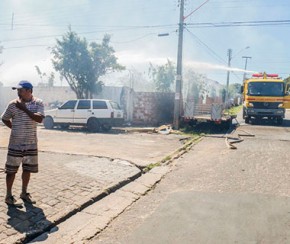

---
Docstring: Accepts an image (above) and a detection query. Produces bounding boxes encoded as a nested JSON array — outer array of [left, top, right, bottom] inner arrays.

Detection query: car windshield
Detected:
[[59, 100, 77, 109], [247, 82, 284, 97]]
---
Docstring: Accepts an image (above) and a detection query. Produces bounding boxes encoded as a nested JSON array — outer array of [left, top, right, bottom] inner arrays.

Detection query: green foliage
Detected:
[[224, 105, 242, 115], [229, 83, 241, 98], [148, 59, 175, 92], [51, 29, 124, 98]]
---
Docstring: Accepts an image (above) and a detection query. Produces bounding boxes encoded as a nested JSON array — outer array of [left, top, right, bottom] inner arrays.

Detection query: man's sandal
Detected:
[[20, 193, 36, 204], [5, 195, 23, 208]]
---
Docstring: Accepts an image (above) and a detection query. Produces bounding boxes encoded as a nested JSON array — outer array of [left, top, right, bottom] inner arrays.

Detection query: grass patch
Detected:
[[224, 105, 242, 116], [162, 155, 172, 162], [143, 162, 161, 172]]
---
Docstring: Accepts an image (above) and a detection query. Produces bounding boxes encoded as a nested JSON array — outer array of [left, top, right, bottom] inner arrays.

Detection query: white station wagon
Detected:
[[43, 99, 124, 132]]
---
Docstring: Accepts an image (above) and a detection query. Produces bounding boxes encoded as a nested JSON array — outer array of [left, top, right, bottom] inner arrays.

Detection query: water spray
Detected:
[[185, 61, 257, 74]]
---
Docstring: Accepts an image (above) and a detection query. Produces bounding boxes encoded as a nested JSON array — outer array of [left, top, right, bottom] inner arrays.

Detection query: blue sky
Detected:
[[0, 0, 290, 87]]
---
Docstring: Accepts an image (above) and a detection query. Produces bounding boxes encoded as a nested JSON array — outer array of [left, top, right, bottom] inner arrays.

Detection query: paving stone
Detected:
[[0, 149, 141, 243]]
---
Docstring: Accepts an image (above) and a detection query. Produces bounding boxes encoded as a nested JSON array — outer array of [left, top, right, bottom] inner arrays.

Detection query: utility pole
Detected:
[[242, 56, 251, 81], [225, 49, 232, 107], [173, 0, 184, 129]]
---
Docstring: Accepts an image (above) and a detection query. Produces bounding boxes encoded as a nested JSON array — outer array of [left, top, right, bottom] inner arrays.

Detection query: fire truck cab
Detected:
[[241, 72, 285, 125]]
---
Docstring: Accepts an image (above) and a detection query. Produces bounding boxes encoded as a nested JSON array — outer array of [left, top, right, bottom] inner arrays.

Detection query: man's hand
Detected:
[[15, 101, 43, 123], [2, 119, 12, 129], [15, 101, 28, 112]]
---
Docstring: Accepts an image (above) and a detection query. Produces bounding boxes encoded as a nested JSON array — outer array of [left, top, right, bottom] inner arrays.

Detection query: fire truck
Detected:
[[241, 72, 285, 124]]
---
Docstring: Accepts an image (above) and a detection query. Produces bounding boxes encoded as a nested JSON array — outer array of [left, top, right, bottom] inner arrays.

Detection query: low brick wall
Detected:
[[132, 92, 174, 126]]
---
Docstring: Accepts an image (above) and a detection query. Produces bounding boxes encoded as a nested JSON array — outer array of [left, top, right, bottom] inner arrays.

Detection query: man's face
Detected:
[[17, 88, 31, 101]]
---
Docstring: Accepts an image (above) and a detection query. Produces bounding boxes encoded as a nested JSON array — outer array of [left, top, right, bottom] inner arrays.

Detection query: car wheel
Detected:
[[245, 117, 250, 124], [101, 123, 112, 132], [87, 118, 100, 132], [44, 116, 54, 129]]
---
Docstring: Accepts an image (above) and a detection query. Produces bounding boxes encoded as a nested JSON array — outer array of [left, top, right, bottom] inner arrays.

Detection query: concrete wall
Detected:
[[0, 86, 76, 115]]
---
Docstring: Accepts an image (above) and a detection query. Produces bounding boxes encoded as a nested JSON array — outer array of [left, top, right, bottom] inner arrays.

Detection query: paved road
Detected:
[[90, 111, 290, 243], [0, 126, 187, 243]]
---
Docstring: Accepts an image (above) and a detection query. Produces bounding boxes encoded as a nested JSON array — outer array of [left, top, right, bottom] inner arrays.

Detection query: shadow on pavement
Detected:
[[182, 122, 234, 135], [7, 202, 56, 242]]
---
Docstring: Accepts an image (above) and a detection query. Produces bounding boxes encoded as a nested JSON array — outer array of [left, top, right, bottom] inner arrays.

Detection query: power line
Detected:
[[185, 27, 226, 64], [186, 20, 290, 28], [3, 44, 49, 50], [0, 25, 177, 43], [2, 19, 290, 29]]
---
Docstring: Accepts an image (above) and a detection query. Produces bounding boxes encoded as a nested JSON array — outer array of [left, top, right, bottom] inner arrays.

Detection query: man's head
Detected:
[[12, 80, 33, 101]]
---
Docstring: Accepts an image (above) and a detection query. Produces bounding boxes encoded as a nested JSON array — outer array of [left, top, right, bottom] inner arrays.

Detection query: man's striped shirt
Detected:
[[1, 97, 44, 145]]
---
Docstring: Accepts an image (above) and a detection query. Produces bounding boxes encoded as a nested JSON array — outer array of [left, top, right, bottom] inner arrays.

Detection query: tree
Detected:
[[229, 83, 241, 98], [51, 29, 124, 98], [35, 65, 55, 87], [148, 59, 175, 92]]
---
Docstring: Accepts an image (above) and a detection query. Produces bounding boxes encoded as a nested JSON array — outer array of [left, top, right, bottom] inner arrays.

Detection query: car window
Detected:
[[110, 101, 121, 110], [77, 100, 91, 109], [93, 101, 108, 109], [59, 100, 77, 109]]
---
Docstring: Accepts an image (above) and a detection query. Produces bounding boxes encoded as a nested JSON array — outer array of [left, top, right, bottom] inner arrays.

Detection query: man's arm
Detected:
[[16, 101, 44, 123], [2, 119, 12, 129]]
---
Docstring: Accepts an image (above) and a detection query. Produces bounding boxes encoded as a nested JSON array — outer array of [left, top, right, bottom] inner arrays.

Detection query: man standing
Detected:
[[1, 80, 44, 205]]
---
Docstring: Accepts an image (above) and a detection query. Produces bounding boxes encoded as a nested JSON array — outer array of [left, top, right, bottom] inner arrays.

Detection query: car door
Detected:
[[92, 100, 110, 118], [73, 100, 91, 124], [55, 100, 77, 123]]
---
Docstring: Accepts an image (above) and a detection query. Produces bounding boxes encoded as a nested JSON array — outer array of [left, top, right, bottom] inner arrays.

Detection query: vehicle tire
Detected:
[[87, 118, 100, 132], [277, 117, 283, 125], [44, 116, 54, 129], [245, 117, 250, 124], [101, 123, 112, 132], [242, 107, 246, 119]]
